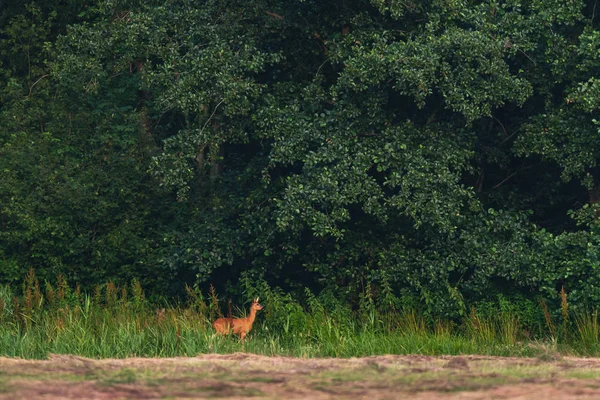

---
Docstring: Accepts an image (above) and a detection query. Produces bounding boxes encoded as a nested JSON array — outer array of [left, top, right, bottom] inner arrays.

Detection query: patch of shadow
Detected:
[[536, 352, 562, 363], [244, 375, 287, 384], [557, 362, 575, 370], [417, 379, 482, 393], [444, 357, 469, 371], [96, 383, 160, 399], [311, 382, 366, 396], [365, 360, 387, 373], [0, 379, 10, 394], [406, 368, 429, 373], [99, 368, 138, 386], [160, 380, 265, 398], [297, 364, 329, 373], [209, 365, 230, 373], [481, 373, 500, 378], [196, 382, 264, 398], [521, 377, 546, 384]]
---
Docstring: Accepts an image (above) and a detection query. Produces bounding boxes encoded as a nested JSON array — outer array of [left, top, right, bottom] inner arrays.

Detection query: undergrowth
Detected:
[[0, 270, 597, 359]]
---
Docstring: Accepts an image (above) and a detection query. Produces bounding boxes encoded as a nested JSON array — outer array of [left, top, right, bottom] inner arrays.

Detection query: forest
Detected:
[[3, 0, 600, 357]]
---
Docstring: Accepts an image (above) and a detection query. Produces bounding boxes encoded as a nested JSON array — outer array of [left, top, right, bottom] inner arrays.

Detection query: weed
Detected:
[[468, 307, 495, 344], [499, 312, 520, 346], [561, 286, 569, 342], [540, 299, 556, 341], [575, 309, 599, 353], [0, 271, 599, 359]]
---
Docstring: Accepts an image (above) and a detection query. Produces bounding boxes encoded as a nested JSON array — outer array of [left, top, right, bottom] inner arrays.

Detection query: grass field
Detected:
[[2, 353, 600, 399], [2, 271, 600, 359], [3, 273, 600, 398]]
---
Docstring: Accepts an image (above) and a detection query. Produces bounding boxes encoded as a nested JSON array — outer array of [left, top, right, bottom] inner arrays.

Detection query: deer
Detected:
[[212, 297, 263, 342]]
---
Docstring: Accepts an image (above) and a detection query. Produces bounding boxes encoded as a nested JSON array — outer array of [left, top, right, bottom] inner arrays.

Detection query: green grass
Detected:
[[1, 271, 599, 359], [0, 304, 582, 359]]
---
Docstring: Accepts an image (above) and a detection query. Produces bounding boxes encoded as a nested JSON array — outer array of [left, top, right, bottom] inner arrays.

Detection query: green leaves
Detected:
[[333, 26, 532, 120], [3, 0, 600, 316]]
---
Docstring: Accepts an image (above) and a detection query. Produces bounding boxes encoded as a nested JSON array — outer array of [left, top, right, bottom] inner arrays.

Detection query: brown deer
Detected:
[[212, 297, 263, 342]]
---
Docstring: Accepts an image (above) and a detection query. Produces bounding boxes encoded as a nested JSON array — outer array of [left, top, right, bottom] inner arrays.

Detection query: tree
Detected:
[[0, 1, 173, 291], [3, 0, 600, 315]]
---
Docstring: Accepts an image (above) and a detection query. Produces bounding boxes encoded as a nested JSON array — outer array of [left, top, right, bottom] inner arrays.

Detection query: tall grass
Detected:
[[0, 269, 598, 359]]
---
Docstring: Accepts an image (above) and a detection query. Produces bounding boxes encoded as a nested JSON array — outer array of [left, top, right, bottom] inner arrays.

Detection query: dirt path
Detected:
[[1, 353, 600, 399]]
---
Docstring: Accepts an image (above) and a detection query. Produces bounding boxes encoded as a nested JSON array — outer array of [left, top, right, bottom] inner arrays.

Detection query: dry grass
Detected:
[[2, 353, 600, 399]]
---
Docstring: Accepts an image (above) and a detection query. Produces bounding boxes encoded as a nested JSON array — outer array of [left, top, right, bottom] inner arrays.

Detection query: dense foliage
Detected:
[[3, 0, 600, 318], [0, 272, 597, 359]]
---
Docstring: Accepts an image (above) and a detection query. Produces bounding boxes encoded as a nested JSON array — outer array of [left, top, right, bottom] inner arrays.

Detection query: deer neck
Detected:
[[246, 307, 257, 325]]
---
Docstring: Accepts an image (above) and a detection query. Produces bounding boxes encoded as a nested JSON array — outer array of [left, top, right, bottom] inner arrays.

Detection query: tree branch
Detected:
[[28, 74, 50, 97], [266, 11, 284, 20], [491, 171, 518, 190], [199, 99, 225, 137]]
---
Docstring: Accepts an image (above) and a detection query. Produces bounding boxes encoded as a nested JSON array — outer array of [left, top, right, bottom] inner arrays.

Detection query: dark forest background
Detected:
[[3, 0, 600, 317]]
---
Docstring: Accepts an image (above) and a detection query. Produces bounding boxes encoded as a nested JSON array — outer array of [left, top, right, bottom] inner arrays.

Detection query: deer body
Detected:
[[212, 297, 263, 341]]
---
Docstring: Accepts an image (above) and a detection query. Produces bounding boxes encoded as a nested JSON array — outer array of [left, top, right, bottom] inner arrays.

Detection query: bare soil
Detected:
[[1, 353, 600, 399]]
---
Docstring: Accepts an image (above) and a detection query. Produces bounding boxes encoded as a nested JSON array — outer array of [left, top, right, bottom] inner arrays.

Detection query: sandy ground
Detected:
[[1, 353, 600, 399]]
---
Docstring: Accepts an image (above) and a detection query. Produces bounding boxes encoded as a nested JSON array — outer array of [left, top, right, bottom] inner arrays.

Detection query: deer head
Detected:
[[251, 297, 264, 311]]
